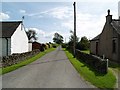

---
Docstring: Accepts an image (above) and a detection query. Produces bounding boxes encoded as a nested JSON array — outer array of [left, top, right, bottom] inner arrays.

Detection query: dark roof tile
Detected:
[[0, 21, 22, 38], [90, 34, 100, 41], [111, 20, 120, 35]]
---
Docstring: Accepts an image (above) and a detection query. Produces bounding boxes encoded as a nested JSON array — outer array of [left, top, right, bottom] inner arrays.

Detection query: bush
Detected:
[[62, 43, 67, 48], [53, 45, 56, 48], [52, 44, 57, 48], [40, 45, 44, 52], [42, 44, 47, 50], [46, 43, 50, 48]]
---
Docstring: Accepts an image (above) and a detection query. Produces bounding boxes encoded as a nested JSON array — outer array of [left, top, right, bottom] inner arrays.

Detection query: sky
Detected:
[[0, 0, 120, 43]]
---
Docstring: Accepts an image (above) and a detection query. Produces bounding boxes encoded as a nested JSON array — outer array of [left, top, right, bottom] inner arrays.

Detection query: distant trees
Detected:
[[76, 36, 90, 50], [67, 30, 90, 50], [53, 33, 63, 44], [26, 29, 37, 42], [68, 30, 79, 46]]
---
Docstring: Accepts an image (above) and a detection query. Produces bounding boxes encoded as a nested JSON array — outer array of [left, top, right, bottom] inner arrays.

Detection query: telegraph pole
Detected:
[[73, 2, 76, 58]]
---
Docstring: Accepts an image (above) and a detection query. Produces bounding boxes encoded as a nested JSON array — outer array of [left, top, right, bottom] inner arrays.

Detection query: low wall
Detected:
[[76, 49, 108, 74], [66, 47, 108, 74], [1, 49, 40, 67]]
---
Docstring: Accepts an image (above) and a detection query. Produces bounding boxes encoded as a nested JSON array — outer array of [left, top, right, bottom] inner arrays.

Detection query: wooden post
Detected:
[[73, 2, 76, 58]]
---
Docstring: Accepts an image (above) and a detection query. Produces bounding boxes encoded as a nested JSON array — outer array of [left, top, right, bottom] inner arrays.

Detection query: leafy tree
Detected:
[[68, 30, 79, 46], [76, 36, 90, 50], [53, 33, 63, 44], [26, 29, 37, 42]]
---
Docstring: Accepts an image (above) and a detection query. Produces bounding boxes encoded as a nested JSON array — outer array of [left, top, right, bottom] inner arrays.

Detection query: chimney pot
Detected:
[[108, 9, 110, 15], [106, 9, 112, 24]]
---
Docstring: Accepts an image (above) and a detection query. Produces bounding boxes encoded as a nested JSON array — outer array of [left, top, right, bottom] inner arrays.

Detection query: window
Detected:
[[112, 40, 116, 53]]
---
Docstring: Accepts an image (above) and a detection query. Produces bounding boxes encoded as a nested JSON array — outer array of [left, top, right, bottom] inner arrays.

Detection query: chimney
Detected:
[[106, 9, 112, 24]]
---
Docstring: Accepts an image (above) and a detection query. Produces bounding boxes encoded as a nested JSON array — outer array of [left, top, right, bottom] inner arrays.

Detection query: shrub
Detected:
[[52, 44, 56, 48], [53, 45, 56, 48], [62, 43, 67, 48], [46, 43, 50, 48]]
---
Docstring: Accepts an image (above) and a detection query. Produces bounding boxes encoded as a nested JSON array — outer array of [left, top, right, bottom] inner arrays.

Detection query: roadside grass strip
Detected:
[[80, 50, 90, 54], [1, 48, 55, 75], [64, 48, 116, 89]]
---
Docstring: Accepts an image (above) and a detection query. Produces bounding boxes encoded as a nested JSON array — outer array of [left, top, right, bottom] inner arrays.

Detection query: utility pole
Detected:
[[73, 2, 76, 58]]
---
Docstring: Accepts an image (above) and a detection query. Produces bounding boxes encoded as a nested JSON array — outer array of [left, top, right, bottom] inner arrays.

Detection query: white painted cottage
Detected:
[[0, 21, 29, 56]]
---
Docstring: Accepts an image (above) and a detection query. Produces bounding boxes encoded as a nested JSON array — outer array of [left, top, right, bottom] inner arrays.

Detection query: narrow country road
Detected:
[[2, 46, 95, 88]]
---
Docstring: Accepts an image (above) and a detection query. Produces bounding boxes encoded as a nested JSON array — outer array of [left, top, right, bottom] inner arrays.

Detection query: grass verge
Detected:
[[64, 48, 116, 89], [80, 50, 90, 54], [1, 48, 55, 75]]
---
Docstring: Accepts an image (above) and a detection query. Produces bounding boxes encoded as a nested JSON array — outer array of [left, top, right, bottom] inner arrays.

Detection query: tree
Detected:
[[68, 30, 79, 46], [76, 36, 90, 50], [26, 29, 37, 42], [53, 33, 63, 44]]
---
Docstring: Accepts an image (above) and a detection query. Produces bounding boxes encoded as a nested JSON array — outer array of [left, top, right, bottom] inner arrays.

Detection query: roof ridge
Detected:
[[0, 21, 22, 23], [112, 19, 120, 21]]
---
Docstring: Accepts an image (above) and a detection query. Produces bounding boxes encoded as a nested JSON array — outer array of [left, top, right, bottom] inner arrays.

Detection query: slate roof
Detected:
[[0, 21, 22, 38], [91, 19, 120, 41], [111, 19, 120, 35], [90, 34, 101, 41]]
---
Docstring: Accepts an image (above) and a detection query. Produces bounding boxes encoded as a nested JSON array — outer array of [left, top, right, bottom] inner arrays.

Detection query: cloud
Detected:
[[19, 9, 26, 14], [42, 6, 73, 20], [48, 7, 73, 19], [0, 12, 10, 20], [27, 28, 45, 36], [62, 12, 106, 40], [25, 6, 73, 19]]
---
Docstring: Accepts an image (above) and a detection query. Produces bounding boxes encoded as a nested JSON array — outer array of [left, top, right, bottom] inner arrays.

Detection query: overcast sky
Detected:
[[1, 0, 120, 43]]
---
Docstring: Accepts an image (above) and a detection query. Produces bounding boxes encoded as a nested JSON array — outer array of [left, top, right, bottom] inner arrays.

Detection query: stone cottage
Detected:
[[90, 10, 120, 63], [0, 21, 29, 56]]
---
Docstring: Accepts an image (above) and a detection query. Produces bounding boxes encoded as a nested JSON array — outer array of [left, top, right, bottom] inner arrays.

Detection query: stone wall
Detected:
[[1, 49, 40, 67], [66, 46, 108, 74], [75, 49, 108, 74]]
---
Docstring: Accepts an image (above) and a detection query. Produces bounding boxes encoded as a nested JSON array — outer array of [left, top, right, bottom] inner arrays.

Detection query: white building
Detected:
[[0, 21, 29, 56]]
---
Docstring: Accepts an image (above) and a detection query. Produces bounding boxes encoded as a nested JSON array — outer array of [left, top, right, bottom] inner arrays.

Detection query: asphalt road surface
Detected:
[[2, 46, 96, 88]]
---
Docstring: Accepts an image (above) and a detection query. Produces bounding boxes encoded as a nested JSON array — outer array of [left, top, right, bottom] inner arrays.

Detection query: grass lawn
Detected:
[[64, 48, 116, 89], [109, 61, 120, 70], [1, 48, 55, 75]]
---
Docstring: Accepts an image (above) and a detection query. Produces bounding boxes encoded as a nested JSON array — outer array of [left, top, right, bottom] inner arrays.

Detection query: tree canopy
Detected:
[[76, 36, 90, 50], [67, 30, 90, 50], [53, 33, 63, 44], [68, 30, 79, 46], [26, 29, 37, 42]]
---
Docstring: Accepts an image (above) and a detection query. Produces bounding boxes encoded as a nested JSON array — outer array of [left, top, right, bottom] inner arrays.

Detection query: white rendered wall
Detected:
[[11, 23, 28, 54], [28, 43, 32, 51]]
